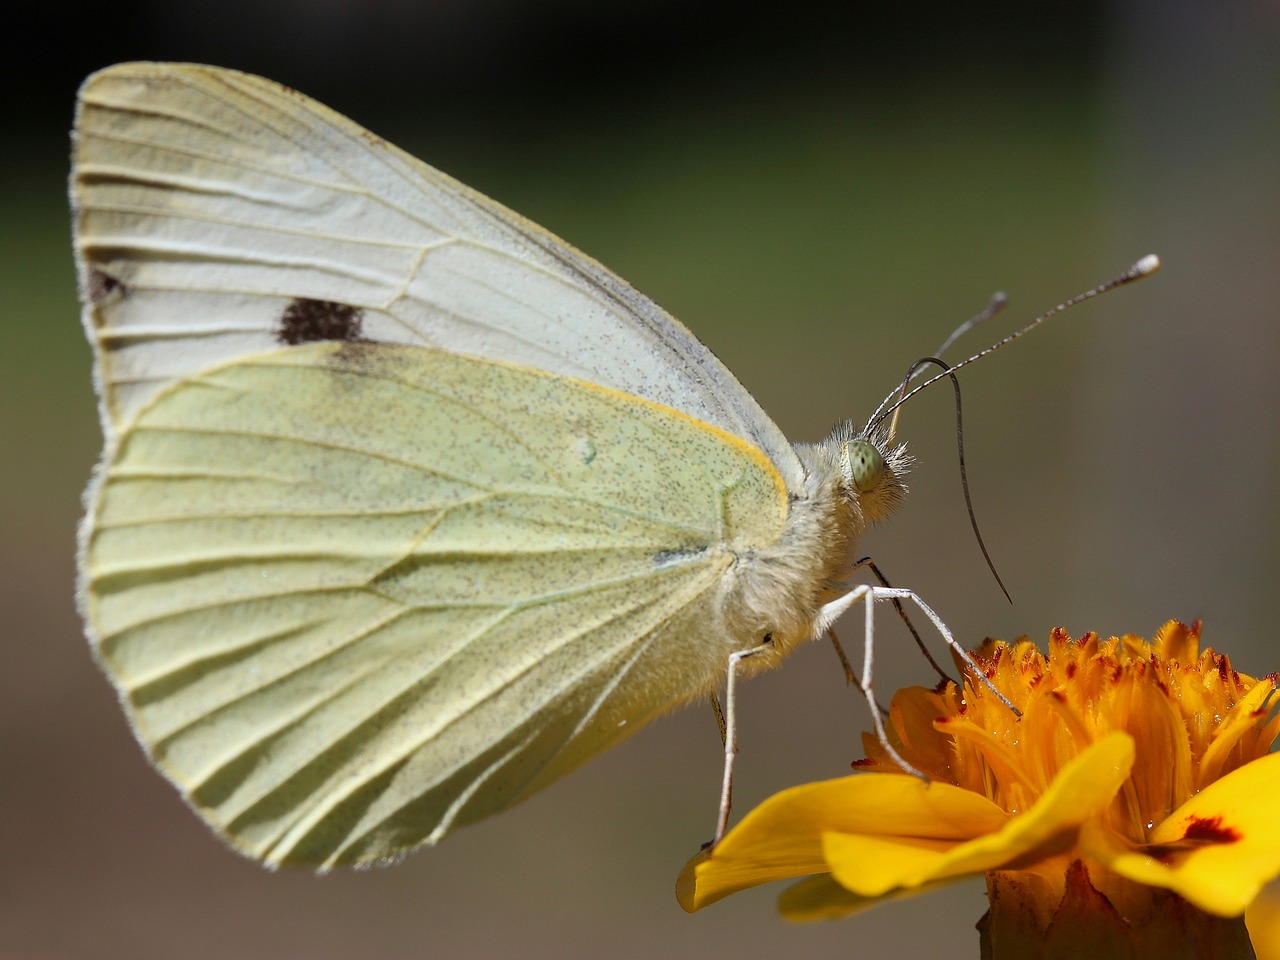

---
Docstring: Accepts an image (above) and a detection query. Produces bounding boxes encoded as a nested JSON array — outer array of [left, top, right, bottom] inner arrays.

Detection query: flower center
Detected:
[[861, 620, 1279, 844]]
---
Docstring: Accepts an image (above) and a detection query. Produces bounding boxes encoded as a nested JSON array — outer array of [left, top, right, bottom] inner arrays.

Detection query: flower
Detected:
[[678, 622, 1280, 957]]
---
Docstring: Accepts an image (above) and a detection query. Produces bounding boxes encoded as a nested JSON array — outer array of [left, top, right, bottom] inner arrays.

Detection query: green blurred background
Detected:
[[3, 2, 1278, 958]]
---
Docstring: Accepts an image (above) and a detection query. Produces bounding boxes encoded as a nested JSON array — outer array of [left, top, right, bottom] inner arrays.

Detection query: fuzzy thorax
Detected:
[[720, 421, 911, 670]]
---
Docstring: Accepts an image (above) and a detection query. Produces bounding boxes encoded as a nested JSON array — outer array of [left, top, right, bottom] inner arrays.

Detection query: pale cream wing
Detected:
[[72, 62, 803, 489], [82, 342, 789, 867]]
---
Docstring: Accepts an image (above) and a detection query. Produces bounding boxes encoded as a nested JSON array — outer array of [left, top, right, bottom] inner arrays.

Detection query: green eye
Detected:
[[845, 439, 885, 493]]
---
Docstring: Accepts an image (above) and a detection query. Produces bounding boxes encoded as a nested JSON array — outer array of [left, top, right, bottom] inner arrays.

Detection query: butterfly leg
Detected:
[[816, 584, 1019, 781], [709, 636, 774, 847], [825, 628, 891, 717], [707, 691, 728, 745], [849, 556, 951, 685]]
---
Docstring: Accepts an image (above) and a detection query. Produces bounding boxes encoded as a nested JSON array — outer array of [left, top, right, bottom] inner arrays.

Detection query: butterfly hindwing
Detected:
[[83, 342, 788, 865]]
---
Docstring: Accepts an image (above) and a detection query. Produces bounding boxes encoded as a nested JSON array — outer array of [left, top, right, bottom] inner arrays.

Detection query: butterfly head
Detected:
[[843, 433, 910, 525], [812, 422, 910, 526]]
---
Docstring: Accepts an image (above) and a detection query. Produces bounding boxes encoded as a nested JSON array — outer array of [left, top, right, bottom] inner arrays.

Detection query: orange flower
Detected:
[[679, 622, 1280, 958]]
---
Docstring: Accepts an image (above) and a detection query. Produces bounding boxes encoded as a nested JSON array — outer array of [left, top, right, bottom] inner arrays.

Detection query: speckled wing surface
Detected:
[[72, 63, 795, 866], [72, 62, 802, 489]]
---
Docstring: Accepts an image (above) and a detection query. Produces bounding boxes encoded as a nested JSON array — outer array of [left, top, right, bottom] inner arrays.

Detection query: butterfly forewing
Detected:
[[72, 62, 801, 488]]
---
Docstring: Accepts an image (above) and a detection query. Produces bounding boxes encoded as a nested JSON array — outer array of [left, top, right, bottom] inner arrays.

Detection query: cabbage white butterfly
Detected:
[[72, 62, 1156, 869]]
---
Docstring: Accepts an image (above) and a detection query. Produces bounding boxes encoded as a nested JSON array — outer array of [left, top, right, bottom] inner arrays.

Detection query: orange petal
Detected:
[[1197, 678, 1276, 787]]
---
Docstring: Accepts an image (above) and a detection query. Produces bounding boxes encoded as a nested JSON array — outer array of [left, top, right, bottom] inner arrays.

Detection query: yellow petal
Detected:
[[776, 876, 876, 922], [676, 771, 1007, 911], [823, 833, 958, 897], [778, 873, 953, 923], [825, 732, 1135, 896], [1245, 882, 1280, 960], [1084, 751, 1280, 916]]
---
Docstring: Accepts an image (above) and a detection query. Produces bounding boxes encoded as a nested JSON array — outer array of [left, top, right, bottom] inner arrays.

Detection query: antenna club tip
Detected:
[[1133, 254, 1161, 277]]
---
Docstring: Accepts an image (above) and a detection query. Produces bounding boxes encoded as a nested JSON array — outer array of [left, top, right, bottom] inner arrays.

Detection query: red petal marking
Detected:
[[1182, 815, 1241, 844], [1146, 815, 1241, 863]]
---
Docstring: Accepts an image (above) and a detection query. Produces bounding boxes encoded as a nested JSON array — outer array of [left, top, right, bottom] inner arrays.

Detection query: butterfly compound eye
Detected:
[[844, 439, 885, 494]]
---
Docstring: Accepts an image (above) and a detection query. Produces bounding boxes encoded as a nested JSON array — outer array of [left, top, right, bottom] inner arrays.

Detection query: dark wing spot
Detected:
[[278, 298, 367, 345], [87, 268, 126, 304]]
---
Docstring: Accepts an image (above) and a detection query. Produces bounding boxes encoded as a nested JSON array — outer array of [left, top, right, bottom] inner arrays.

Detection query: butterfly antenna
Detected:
[[934, 291, 1009, 360], [866, 256, 1159, 602], [868, 254, 1160, 436], [898, 356, 1012, 603], [883, 291, 1010, 442], [944, 358, 1011, 604]]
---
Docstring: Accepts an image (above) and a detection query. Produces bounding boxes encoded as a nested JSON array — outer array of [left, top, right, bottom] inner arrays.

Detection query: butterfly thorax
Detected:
[[720, 423, 910, 672]]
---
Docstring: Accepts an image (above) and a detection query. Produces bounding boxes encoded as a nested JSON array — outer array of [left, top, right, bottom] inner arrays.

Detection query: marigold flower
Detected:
[[679, 622, 1280, 958]]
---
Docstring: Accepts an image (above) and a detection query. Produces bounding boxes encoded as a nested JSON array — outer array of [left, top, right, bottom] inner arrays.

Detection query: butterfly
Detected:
[[72, 62, 1156, 871]]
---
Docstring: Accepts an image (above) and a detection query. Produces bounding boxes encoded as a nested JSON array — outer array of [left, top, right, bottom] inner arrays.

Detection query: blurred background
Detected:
[[3, 1, 1278, 957]]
